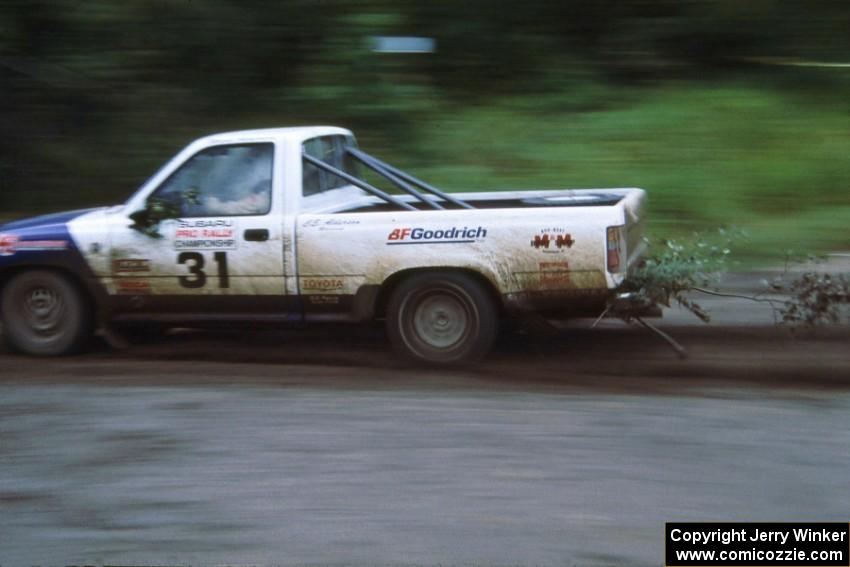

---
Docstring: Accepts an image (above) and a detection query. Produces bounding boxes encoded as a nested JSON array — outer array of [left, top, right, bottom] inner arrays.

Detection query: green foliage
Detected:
[[394, 85, 850, 261], [611, 230, 739, 322]]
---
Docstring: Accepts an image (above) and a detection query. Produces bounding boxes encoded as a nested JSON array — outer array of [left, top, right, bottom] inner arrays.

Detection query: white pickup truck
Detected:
[[0, 126, 646, 363]]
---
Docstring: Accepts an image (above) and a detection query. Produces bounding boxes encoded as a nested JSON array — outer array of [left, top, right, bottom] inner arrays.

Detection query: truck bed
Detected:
[[340, 188, 630, 213]]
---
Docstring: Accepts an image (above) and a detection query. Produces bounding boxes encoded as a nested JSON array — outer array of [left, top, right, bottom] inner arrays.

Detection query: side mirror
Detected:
[[129, 188, 200, 238]]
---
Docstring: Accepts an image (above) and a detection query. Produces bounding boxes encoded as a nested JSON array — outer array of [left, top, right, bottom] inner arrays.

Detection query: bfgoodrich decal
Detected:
[[387, 226, 487, 245]]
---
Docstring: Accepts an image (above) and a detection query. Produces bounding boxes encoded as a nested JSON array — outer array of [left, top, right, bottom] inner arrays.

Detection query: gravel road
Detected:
[[2, 311, 850, 566]]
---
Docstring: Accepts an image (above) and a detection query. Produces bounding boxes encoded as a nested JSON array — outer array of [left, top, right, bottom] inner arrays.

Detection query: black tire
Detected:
[[386, 272, 498, 364], [1, 270, 93, 356]]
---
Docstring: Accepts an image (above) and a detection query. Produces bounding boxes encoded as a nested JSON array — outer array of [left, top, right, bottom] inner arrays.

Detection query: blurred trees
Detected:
[[1, 0, 849, 211]]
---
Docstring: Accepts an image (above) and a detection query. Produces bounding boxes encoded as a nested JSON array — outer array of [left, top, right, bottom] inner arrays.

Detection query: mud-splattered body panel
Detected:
[[296, 205, 623, 301]]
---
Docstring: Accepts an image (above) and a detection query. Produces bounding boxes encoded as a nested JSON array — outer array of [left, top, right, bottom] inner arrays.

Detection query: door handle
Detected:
[[244, 229, 269, 242]]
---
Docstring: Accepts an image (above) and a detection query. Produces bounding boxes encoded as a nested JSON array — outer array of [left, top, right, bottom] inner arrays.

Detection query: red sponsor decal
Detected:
[[531, 232, 574, 250], [0, 234, 19, 256], [0, 234, 68, 256], [176, 229, 235, 238], [539, 261, 571, 287], [388, 228, 412, 241], [117, 279, 152, 295]]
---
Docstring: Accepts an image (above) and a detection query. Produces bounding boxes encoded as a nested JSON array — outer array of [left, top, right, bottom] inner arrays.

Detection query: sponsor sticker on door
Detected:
[[173, 219, 238, 250]]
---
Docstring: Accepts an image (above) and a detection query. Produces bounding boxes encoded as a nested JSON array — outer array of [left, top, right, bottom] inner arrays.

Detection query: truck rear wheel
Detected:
[[386, 272, 498, 364], [1, 270, 93, 356]]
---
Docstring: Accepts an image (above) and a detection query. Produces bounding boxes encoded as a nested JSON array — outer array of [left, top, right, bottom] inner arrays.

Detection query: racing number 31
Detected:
[[177, 252, 230, 289]]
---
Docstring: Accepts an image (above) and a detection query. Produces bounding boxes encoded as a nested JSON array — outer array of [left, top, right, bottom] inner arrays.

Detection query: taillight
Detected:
[[606, 225, 626, 273]]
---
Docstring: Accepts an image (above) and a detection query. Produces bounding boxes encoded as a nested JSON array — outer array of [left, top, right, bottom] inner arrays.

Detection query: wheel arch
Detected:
[[372, 266, 505, 320]]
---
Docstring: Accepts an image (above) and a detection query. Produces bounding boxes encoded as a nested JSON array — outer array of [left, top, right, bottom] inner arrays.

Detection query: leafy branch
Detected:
[[608, 228, 740, 324], [776, 272, 850, 326], [604, 231, 850, 357]]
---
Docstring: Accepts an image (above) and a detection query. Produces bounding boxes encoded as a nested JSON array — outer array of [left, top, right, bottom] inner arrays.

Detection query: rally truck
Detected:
[[0, 126, 646, 364]]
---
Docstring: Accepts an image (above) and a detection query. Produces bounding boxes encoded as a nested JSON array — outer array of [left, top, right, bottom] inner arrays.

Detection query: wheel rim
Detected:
[[408, 288, 474, 351], [20, 285, 67, 337]]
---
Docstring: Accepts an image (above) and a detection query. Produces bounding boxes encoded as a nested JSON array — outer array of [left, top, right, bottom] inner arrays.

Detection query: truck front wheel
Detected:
[[1, 270, 93, 356], [386, 272, 498, 364]]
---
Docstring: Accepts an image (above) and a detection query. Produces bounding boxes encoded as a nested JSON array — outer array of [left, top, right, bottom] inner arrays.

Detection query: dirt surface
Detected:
[[2, 271, 850, 566]]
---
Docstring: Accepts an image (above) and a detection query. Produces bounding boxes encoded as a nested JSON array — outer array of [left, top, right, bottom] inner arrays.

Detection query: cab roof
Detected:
[[195, 126, 353, 146]]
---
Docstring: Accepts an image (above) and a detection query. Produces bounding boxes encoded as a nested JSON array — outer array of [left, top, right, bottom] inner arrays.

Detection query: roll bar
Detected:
[[302, 147, 475, 211]]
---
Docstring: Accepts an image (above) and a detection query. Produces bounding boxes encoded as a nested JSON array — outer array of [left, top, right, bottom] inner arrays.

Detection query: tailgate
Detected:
[[621, 189, 647, 270], [606, 189, 647, 277]]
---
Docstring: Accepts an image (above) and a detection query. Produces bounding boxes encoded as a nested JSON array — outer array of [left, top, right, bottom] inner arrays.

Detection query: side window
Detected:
[[151, 143, 273, 217], [302, 135, 361, 197]]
